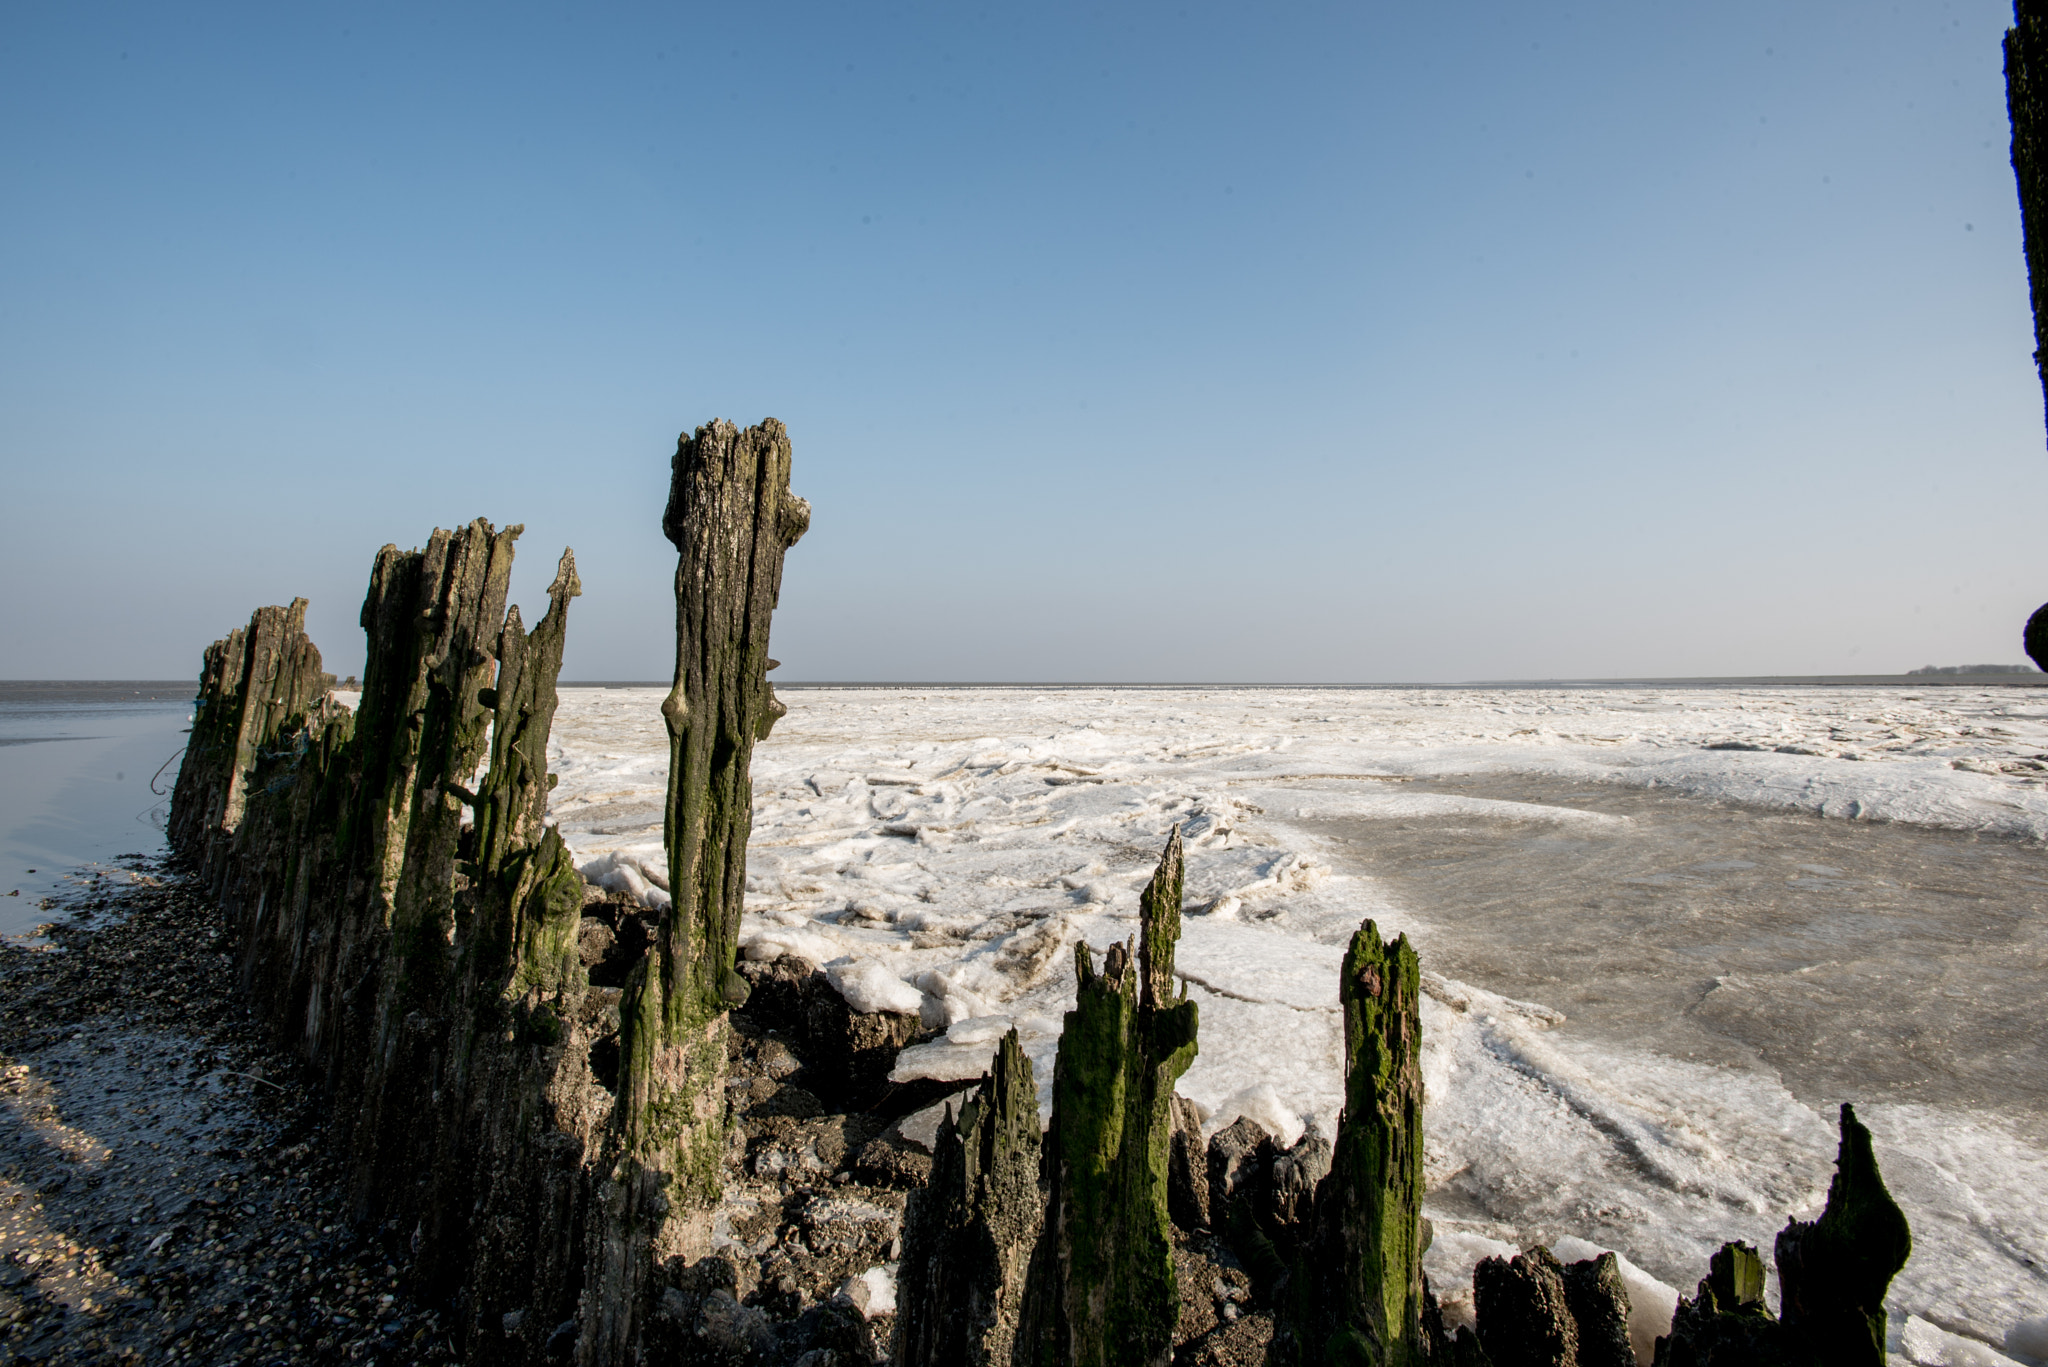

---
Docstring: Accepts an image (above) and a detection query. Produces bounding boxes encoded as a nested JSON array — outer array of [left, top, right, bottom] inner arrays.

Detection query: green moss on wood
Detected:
[[619, 420, 808, 1206], [1037, 826, 1197, 1367], [1774, 1103, 1911, 1366], [1285, 919, 1425, 1367]]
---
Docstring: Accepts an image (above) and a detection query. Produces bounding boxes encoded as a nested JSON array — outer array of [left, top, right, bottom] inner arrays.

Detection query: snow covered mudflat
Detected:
[[547, 683, 2048, 1358]]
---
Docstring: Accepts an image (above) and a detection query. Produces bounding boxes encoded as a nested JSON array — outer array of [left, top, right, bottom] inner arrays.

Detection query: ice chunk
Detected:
[[861, 1264, 897, 1317], [1206, 1082, 1303, 1148], [891, 1089, 980, 1153], [1552, 1235, 1681, 1365], [945, 1015, 1014, 1045], [742, 928, 840, 966], [578, 850, 672, 910], [890, 1036, 1000, 1084], [826, 959, 924, 1015], [1420, 1227, 1517, 1332], [1899, 1316, 2027, 1367], [2008, 1316, 2048, 1365]]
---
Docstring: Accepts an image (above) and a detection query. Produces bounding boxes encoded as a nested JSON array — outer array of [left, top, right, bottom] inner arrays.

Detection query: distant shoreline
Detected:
[[6, 673, 2045, 695], [576, 672, 2048, 691]]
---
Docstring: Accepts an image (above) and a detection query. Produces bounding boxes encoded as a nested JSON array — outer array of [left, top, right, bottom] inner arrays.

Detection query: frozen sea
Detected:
[[550, 682, 2048, 1359]]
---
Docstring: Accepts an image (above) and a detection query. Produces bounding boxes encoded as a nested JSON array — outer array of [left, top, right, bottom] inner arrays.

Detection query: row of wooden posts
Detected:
[[891, 823, 1912, 1367], [168, 417, 1910, 1366]]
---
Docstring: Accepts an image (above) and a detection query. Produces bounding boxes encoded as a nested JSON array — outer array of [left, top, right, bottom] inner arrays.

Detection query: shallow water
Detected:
[[1307, 772, 2048, 1139], [0, 683, 191, 938]]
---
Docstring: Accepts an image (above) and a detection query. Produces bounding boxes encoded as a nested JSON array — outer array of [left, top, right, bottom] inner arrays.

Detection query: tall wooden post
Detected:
[[619, 418, 809, 1204]]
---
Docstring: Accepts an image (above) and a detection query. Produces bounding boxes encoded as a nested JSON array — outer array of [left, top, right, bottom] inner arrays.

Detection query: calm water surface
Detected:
[[0, 682, 193, 938]]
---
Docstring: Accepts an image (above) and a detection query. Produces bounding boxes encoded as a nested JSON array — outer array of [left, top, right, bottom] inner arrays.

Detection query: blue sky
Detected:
[[3, 0, 2042, 681]]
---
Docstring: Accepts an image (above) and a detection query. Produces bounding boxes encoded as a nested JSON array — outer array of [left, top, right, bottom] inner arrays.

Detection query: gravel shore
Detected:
[[0, 858, 455, 1365], [0, 861, 1278, 1366]]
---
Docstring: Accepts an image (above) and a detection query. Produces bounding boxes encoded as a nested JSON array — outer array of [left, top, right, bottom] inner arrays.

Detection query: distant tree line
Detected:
[[1905, 663, 2041, 675]]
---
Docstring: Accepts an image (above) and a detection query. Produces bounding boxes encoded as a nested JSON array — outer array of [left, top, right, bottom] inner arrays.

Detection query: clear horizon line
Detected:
[[5, 670, 2043, 692]]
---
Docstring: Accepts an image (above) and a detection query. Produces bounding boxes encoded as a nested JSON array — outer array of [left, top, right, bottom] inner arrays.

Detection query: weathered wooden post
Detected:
[[895, 1029, 1046, 1366], [460, 549, 586, 988], [1774, 1103, 1911, 1366], [167, 596, 332, 876], [1292, 919, 1426, 1367], [170, 518, 622, 1364], [2010, 0, 2048, 434], [1033, 827, 1200, 1367], [618, 418, 809, 1205], [1654, 1105, 1909, 1367]]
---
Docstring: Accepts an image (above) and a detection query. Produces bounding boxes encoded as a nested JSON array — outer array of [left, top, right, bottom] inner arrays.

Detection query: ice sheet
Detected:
[[546, 685, 2048, 1345]]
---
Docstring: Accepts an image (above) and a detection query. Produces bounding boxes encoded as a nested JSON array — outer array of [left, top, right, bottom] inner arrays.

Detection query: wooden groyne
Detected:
[[170, 520, 610, 1365], [168, 419, 806, 1366], [171, 418, 1914, 1367]]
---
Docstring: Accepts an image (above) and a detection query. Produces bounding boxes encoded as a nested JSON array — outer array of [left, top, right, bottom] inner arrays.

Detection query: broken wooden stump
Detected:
[[1774, 1103, 1912, 1366], [1276, 918, 1426, 1367], [1032, 825, 1200, 1367], [1562, 1253, 1638, 1367], [1166, 1093, 1211, 1232], [1474, 1246, 1579, 1367], [167, 595, 334, 872], [1653, 1105, 1909, 1367], [1652, 1240, 1789, 1367], [895, 1029, 1045, 1366]]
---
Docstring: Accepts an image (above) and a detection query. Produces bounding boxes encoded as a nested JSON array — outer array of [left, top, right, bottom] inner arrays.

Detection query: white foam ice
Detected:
[[858, 1264, 897, 1317], [825, 959, 925, 1015], [1896, 1315, 2030, 1366], [577, 847, 671, 910], [1205, 1082, 1306, 1148], [544, 684, 2048, 1344]]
